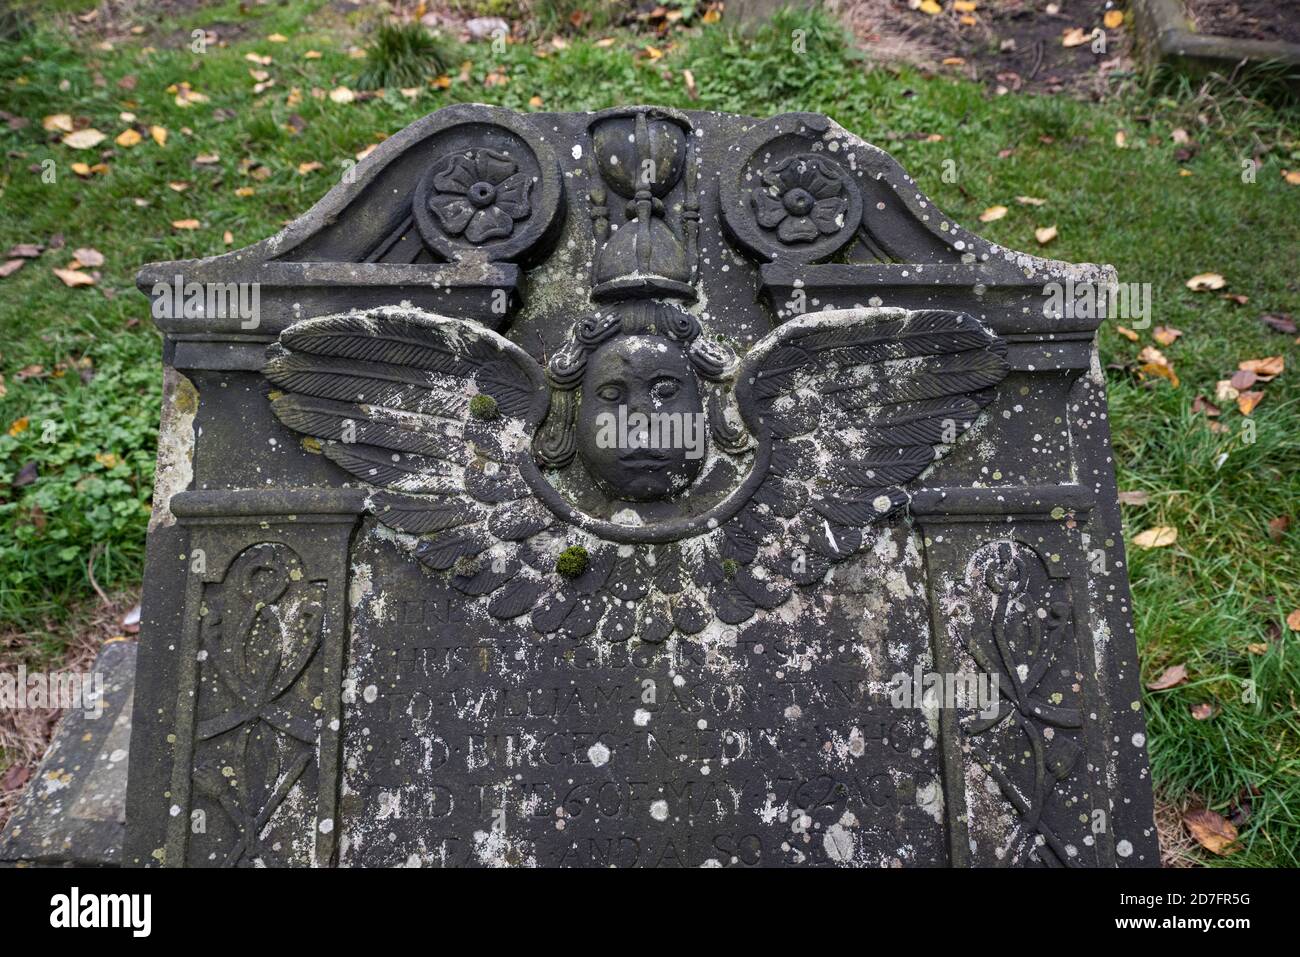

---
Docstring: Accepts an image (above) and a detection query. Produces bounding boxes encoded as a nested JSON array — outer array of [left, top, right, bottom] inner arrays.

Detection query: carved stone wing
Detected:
[[719, 307, 1011, 588], [265, 305, 554, 559]]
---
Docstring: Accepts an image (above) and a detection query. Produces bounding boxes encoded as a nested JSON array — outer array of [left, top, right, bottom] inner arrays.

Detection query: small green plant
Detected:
[[469, 394, 499, 420], [356, 21, 454, 91], [555, 545, 589, 579], [721, 558, 738, 579]]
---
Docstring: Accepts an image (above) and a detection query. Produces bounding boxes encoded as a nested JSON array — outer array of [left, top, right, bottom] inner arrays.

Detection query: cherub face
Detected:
[[576, 334, 707, 501]]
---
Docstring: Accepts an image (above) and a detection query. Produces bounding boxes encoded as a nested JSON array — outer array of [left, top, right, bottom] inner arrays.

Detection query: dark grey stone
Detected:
[[128, 105, 1158, 867], [1, 640, 136, 867]]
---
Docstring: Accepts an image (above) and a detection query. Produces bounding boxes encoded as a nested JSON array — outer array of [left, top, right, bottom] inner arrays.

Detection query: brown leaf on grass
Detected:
[[1238, 356, 1283, 380], [150, 125, 167, 146], [1267, 516, 1290, 541], [1062, 26, 1090, 47], [1185, 272, 1225, 291], [12, 461, 38, 488], [42, 113, 74, 133], [1248, 642, 1269, 655], [1153, 326, 1182, 345], [1015, 195, 1046, 206], [1190, 703, 1216, 721], [194, 152, 220, 165], [1034, 225, 1057, 245], [71, 247, 104, 268], [1104, 9, 1124, 28], [171, 219, 201, 230], [1115, 325, 1139, 341], [1216, 380, 1239, 402], [979, 205, 1008, 222], [1230, 369, 1257, 390], [1236, 391, 1264, 415], [8, 243, 44, 258], [296, 161, 323, 175], [1287, 609, 1300, 631], [682, 68, 697, 100], [223, 230, 234, 246], [1146, 663, 1187, 690], [1, 763, 30, 792], [1133, 526, 1177, 549], [52, 267, 95, 287], [115, 128, 142, 147], [0, 259, 25, 278], [167, 181, 190, 192], [1140, 362, 1180, 388], [1191, 395, 1221, 417], [1260, 313, 1296, 335], [1183, 808, 1238, 854], [1117, 490, 1150, 506]]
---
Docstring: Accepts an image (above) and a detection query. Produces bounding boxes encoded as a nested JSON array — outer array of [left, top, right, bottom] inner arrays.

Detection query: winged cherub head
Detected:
[[533, 301, 742, 502]]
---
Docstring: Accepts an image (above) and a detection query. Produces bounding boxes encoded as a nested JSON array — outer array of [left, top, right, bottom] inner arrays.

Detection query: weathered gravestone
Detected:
[[127, 106, 1158, 867]]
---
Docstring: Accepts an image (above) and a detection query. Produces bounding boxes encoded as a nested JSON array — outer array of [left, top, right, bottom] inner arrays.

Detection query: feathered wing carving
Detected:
[[692, 307, 1012, 623], [265, 305, 1008, 646]]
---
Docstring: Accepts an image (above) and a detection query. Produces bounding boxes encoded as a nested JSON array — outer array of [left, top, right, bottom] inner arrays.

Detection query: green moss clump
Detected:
[[469, 394, 499, 420], [555, 545, 589, 579], [721, 558, 739, 579]]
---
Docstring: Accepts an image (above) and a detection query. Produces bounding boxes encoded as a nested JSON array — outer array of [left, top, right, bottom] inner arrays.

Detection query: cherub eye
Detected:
[[651, 378, 680, 400], [596, 383, 623, 402]]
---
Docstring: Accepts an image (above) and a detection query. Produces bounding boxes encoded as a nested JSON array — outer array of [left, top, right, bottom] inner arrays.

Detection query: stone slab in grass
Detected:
[[0, 640, 136, 867], [1133, 0, 1300, 91], [126, 104, 1159, 867]]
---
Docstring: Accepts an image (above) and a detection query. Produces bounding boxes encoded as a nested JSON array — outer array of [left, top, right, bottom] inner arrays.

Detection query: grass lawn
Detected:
[[0, 1, 1296, 865]]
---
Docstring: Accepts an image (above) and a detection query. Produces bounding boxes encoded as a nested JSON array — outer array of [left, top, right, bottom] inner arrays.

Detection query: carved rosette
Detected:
[[410, 112, 564, 264], [721, 116, 862, 263]]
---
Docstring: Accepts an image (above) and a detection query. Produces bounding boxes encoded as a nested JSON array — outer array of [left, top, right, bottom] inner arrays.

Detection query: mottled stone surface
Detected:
[[127, 106, 1158, 867], [1, 641, 136, 867]]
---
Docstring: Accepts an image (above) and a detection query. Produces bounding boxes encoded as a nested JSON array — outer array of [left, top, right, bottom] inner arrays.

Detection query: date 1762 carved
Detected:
[[129, 105, 1159, 868]]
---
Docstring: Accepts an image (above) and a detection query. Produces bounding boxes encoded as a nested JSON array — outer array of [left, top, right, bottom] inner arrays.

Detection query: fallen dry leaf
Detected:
[[1189, 703, 1216, 721], [1153, 326, 1182, 346], [1191, 395, 1221, 417], [71, 247, 104, 267], [1248, 642, 1269, 655], [1259, 313, 1296, 335], [979, 205, 1008, 222], [1034, 225, 1058, 245], [1015, 195, 1046, 206], [1267, 515, 1290, 541], [329, 86, 355, 104], [1117, 490, 1150, 506], [1062, 26, 1089, 47], [1186, 272, 1225, 291], [1147, 663, 1187, 690], [1132, 526, 1177, 549], [115, 127, 142, 147], [1229, 369, 1256, 391], [53, 267, 95, 287], [62, 128, 106, 149], [1215, 380, 1239, 403], [1284, 170, 1300, 186], [1103, 9, 1124, 28], [8, 244, 44, 258], [1236, 391, 1263, 415], [0, 259, 24, 278], [150, 124, 168, 146], [1113, 129, 1127, 148], [171, 219, 201, 230], [1282, 607, 1300, 630], [1115, 325, 1139, 341], [919, 0, 942, 13], [223, 230, 234, 245], [194, 152, 220, 165], [1238, 355, 1283, 380], [42, 113, 74, 133], [297, 161, 324, 175]]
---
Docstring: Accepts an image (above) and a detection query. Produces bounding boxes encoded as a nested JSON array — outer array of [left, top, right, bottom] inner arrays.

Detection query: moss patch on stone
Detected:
[[555, 545, 589, 579]]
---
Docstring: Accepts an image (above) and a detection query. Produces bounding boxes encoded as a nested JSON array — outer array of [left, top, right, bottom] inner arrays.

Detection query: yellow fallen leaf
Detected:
[[62, 128, 106, 149], [1113, 130, 1127, 148], [1215, 380, 1239, 403], [1287, 609, 1300, 631], [919, 0, 942, 13], [223, 230, 234, 245], [643, 45, 663, 60], [942, 57, 966, 66], [70, 162, 92, 176], [979, 205, 1007, 222], [1284, 170, 1300, 186], [168, 181, 190, 192], [115, 128, 142, 147], [1104, 10, 1124, 28], [94, 452, 120, 468], [1062, 26, 1089, 47], [1034, 225, 1058, 245], [150, 125, 168, 146], [297, 161, 323, 175], [953, 0, 978, 10], [1132, 526, 1177, 548], [1185, 272, 1225, 291], [1015, 195, 1046, 206], [171, 219, 201, 230], [53, 267, 95, 287], [8, 417, 29, 437], [1140, 362, 1180, 388], [43, 113, 74, 132], [304, 50, 322, 59], [1152, 326, 1182, 346], [1236, 391, 1263, 415], [329, 86, 355, 104], [1115, 326, 1139, 341], [268, 33, 288, 42], [528, 94, 543, 108], [235, 186, 255, 197]]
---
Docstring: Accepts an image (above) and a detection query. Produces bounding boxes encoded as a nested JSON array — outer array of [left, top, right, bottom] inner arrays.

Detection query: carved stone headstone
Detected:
[[128, 106, 1158, 867]]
